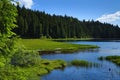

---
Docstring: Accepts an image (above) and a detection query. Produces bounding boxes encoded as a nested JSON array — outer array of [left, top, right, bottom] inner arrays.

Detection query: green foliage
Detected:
[[0, 37, 24, 64], [0, 0, 18, 63], [14, 6, 120, 39], [0, 65, 39, 80], [11, 50, 39, 67], [0, 58, 67, 80], [0, 2, 67, 79], [0, 56, 6, 67], [0, 0, 17, 38]]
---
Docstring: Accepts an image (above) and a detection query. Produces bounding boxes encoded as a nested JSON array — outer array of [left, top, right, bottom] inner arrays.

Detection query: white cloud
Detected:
[[96, 11, 120, 23], [16, 0, 33, 9]]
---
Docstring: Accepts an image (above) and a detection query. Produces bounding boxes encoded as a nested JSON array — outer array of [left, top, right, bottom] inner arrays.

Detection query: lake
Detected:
[[41, 40, 120, 80]]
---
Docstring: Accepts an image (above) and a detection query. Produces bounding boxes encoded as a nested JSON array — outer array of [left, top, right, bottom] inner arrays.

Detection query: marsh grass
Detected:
[[21, 39, 98, 53], [37, 59, 67, 76], [99, 56, 120, 66], [71, 60, 99, 67]]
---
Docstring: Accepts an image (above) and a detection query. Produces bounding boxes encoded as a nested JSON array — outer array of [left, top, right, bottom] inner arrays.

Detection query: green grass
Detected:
[[37, 59, 67, 76], [0, 59, 66, 79], [24, 59, 66, 77], [70, 60, 99, 67], [71, 60, 90, 67], [21, 39, 98, 53], [99, 56, 120, 66]]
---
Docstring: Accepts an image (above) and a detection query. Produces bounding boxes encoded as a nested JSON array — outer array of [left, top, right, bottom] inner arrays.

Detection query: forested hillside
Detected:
[[14, 6, 120, 39]]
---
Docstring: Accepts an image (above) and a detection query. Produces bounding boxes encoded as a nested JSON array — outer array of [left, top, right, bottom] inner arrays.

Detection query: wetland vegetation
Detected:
[[99, 56, 120, 66], [70, 59, 100, 67], [21, 39, 98, 53]]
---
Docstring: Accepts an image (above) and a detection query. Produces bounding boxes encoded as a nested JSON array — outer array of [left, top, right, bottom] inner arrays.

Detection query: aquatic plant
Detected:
[[71, 60, 99, 67], [99, 56, 120, 66]]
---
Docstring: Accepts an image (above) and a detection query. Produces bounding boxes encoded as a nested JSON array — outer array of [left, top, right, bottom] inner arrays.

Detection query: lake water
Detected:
[[41, 40, 120, 80]]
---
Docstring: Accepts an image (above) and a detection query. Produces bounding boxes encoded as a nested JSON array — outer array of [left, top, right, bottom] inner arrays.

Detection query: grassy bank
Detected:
[[38, 59, 66, 75], [0, 59, 66, 80], [99, 56, 120, 66], [21, 39, 98, 53]]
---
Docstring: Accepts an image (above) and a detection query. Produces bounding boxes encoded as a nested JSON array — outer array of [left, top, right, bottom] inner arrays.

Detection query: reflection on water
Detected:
[[41, 40, 120, 80]]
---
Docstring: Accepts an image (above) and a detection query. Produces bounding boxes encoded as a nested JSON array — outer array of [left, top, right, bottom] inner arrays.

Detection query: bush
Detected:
[[0, 65, 39, 80], [11, 50, 39, 67], [0, 56, 6, 68]]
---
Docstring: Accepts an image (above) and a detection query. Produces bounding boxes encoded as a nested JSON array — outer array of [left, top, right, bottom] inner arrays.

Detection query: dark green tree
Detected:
[[14, 6, 120, 39], [0, 0, 18, 62]]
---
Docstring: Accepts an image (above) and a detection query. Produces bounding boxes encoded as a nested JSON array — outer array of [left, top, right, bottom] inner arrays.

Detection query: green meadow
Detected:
[[21, 39, 98, 53]]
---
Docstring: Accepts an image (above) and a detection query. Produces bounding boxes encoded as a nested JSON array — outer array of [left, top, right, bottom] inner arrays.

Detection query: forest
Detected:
[[14, 6, 120, 39]]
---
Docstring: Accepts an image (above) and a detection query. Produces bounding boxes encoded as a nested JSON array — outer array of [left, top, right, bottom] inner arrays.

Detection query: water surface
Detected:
[[41, 40, 120, 80]]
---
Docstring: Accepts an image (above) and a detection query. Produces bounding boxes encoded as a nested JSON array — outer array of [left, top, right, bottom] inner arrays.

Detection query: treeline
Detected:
[[14, 6, 120, 39]]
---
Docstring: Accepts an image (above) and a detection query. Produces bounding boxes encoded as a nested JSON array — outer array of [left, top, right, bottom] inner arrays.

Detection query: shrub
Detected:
[[11, 50, 39, 67], [0, 55, 6, 67]]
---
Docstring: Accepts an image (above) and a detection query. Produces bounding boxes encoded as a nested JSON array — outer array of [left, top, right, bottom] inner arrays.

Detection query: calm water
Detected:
[[41, 40, 120, 80]]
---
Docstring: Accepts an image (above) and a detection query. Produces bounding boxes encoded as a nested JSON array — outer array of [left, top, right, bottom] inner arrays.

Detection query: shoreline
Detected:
[[52, 38, 120, 41]]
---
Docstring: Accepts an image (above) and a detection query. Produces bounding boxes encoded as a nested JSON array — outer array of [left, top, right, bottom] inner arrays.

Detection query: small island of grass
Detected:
[[71, 60, 91, 67], [71, 60, 99, 67], [99, 56, 120, 66]]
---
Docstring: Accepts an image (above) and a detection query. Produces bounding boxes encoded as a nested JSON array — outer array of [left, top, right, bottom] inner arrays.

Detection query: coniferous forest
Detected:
[[14, 6, 120, 39]]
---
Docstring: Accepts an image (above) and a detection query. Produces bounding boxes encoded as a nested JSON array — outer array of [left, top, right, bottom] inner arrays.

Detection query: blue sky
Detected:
[[16, 0, 120, 26]]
